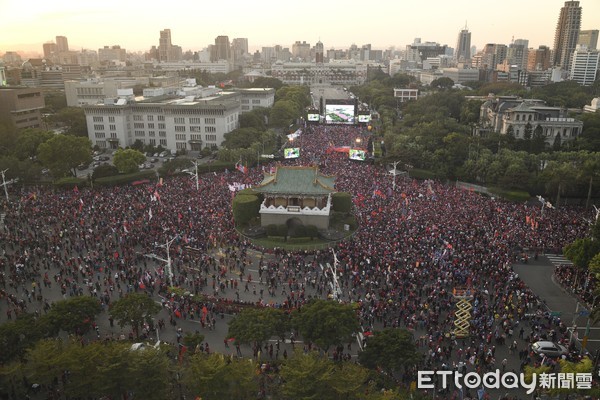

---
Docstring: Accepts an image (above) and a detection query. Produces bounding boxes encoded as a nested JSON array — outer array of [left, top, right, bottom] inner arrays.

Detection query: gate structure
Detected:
[[452, 287, 473, 338]]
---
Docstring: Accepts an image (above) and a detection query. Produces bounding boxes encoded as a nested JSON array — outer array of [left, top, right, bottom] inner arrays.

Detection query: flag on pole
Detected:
[[148, 208, 153, 220], [79, 198, 84, 212], [235, 158, 248, 174], [154, 190, 161, 203]]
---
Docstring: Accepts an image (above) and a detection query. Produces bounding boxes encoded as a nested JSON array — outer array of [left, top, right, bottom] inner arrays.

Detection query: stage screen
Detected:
[[284, 147, 300, 159], [358, 114, 371, 123], [349, 148, 366, 161], [307, 113, 320, 122], [325, 104, 355, 124]]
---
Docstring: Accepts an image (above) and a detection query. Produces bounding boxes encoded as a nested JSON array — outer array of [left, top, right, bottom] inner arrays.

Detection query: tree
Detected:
[[279, 351, 336, 399], [182, 353, 259, 400], [578, 152, 600, 209], [113, 148, 146, 173], [50, 107, 88, 136], [358, 328, 421, 375], [430, 77, 454, 90], [109, 293, 161, 338], [239, 110, 266, 131], [13, 129, 54, 161], [227, 308, 289, 346], [292, 299, 359, 351], [0, 313, 56, 364], [92, 163, 119, 180], [270, 100, 300, 127], [222, 127, 262, 149], [37, 135, 92, 177], [532, 124, 546, 154], [564, 238, 600, 270], [45, 297, 102, 335], [552, 132, 562, 151], [0, 117, 18, 156], [541, 160, 578, 207]]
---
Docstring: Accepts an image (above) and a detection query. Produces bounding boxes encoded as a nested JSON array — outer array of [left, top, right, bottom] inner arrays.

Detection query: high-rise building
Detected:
[[578, 29, 599, 50], [315, 41, 324, 63], [507, 39, 529, 70], [98, 45, 127, 63], [552, 1, 582, 70], [212, 36, 231, 62], [56, 36, 69, 52], [569, 47, 600, 86], [527, 45, 552, 71], [292, 41, 311, 61], [231, 38, 248, 66], [159, 29, 172, 62], [43, 42, 57, 59], [455, 26, 471, 62]]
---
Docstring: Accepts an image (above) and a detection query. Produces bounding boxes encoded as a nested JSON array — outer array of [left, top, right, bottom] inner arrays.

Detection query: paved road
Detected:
[[514, 255, 599, 356]]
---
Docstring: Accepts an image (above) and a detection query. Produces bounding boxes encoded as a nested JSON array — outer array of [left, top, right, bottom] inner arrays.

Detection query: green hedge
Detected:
[[332, 192, 352, 213], [94, 170, 156, 187], [54, 177, 87, 189], [408, 168, 438, 180], [306, 225, 318, 239], [266, 224, 278, 236], [488, 187, 531, 202], [232, 194, 260, 226]]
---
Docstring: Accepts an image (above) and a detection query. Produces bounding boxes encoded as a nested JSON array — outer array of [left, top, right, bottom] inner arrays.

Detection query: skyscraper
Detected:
[[507, 39, 529, 70], [578, 29, 599, 50], [212, 36, 231, 62], [56, 36, 69, 52], [455, 25, 471, 62], [552, 1, 582, 70], [43, 42, 57, 59], [159, 29, 172, 62], [569, 47, 600, 86]]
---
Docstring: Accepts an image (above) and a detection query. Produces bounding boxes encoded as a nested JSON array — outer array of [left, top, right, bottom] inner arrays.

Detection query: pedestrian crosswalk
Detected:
[[546, 254, 573, 266]]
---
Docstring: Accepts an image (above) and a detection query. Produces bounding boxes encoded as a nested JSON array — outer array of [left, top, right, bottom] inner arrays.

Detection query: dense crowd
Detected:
[[0, 123, 594, 399]]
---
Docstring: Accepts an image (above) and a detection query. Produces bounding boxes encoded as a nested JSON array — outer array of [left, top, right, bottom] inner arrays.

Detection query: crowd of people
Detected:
[[0, 123, 594, 399]]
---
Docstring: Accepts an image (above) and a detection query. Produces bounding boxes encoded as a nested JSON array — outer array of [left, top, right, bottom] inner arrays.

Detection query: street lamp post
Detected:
[[145, 235, 179, 287], [0, 169, 18, 203], [183, 161, 200, 191], [390, 161, 401, 191]]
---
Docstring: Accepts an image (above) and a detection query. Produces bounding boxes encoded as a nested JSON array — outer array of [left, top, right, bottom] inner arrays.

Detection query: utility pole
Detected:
[[0, 169, 18, 203], [329, 249, 342, 301]]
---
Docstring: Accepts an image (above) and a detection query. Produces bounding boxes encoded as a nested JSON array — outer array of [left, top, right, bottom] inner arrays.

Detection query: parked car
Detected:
[[159, 151, 168, 157], [531, 341, 568, 358], [77, 163, 88, 170]]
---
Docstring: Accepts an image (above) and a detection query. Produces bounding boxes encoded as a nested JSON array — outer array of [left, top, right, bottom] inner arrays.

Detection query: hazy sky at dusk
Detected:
[[1, 0, 599, 55]]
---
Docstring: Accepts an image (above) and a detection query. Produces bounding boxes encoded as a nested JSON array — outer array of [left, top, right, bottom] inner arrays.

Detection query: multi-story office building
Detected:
[[98, 46, 127, 63], [232, 38, 248, 67], [238, 88, 275, 112], [507, 39, 529, 70], [56, 36, 69, 52], [84, 91, 241, 151], [292, 41, 311, 61], [455, 26, 471, 62], [43, 42, 57, 59], [552, 1, 582, 71], [527, 46, 552, 71], [0, 87, 45, 130], [212, 36, 231, 62], [405, 39, 447, 65], [569, 47, 600, 86], [158, 29, 182, 62], [578, 29, 598, 50]]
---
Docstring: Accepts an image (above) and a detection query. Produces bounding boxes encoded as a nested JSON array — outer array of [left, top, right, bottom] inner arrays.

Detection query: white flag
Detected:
[[148, 208, 153, 220]]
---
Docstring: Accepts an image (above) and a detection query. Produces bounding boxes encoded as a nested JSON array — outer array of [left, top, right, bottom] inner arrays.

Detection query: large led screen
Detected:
[[325, 104, 355, 124]]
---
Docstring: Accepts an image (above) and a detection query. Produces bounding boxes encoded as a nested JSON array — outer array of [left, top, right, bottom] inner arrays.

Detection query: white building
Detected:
[[150, 60, 231, 74], [83, 91, 241, 151], [584, 97, 600, 113], [271, 60, 367, 85], [393, 88, 418, 102], [237, 88, 275, 112], [569, 47, 600, 86]]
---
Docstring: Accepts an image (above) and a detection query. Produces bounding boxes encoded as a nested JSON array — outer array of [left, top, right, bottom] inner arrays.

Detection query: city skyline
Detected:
[[1, 0, 599, 56]]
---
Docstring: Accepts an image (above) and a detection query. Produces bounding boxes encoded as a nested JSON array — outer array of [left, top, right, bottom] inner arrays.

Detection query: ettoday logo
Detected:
[[417, 370, 593, 394]]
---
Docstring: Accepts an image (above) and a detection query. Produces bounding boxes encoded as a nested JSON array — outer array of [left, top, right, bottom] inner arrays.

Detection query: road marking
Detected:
[[546, 254, 573, 266]]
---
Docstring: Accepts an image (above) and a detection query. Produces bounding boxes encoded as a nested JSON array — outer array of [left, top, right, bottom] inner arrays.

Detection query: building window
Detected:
[[205, 134, 217, 142], [159, 131, 166, 137], [190, 126, 201, 132], [160, 139, 167, 146], [94, 132, 105, 138], [252, 99, 261, 104], [191, 134, 202, 141], [174, 117, 185, 124], [149, 139, 156, 145], [176, 142, 187, 149], [109, 124, 116, 131], [175, 134, 186, 141], [148, 123, 155, 129], [204, 126, 216, 133], [174, 126, 186, 132], [147, 115, 154, 121], [133, 115, 143, 121], [205, 118, 216, 124], [94, 124, 104, 130], [109, 116, 115, 123], [189, 117, 202, 124], [135, 131, 145, 137], [158, 115, 165, 121], [158, 123, 166, 129], [134, 123, 144, 129], [93, 116, 104, 122]]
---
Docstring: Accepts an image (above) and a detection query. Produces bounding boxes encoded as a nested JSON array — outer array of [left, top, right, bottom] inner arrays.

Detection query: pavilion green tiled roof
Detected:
[[254, 166, 336, 195]]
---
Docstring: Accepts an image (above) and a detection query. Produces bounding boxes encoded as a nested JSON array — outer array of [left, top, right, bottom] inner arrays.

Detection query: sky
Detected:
[[1, 0, 599, 56]]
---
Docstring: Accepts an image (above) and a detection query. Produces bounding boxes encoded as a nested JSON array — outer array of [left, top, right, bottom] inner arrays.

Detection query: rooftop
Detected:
[[254, 166, 336, 195]]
